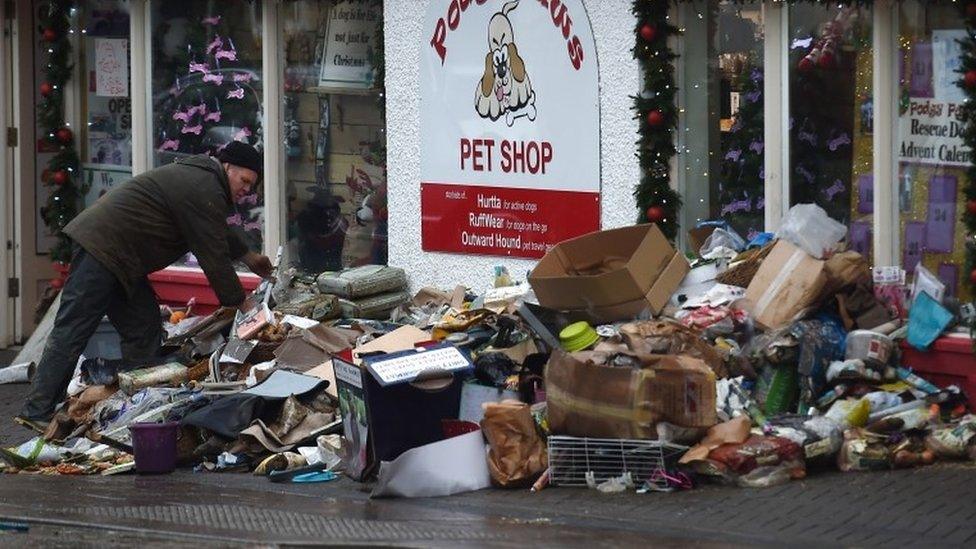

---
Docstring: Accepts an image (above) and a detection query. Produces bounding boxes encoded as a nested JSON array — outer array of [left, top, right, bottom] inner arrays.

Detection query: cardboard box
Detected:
[[545, 350, 717, 439], [528, 224, 690, 323], [334, 335, 472, 481], [745, 240, 827, 330], [687, 226, 717, 254]]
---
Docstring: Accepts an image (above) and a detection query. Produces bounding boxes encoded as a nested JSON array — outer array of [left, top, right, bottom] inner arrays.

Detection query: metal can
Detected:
[[845, 330, 894, 367]]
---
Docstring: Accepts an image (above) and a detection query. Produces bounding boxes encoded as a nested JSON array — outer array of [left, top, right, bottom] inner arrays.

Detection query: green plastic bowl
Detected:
[[559, 321, 600, 352]]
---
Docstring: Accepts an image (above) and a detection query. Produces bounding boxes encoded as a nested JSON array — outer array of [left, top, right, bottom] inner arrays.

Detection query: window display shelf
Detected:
[[304, 86, 382, 96]]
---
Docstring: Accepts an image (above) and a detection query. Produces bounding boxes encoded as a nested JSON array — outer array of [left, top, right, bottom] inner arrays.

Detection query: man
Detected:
[[17, 142, 272, 429]]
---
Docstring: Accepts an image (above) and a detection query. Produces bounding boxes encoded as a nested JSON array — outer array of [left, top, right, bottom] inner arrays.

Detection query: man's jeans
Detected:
[[20, 249, 162, 420]]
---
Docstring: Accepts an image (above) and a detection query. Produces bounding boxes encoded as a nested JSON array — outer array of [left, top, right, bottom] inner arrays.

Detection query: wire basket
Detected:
[[715, 240, 776, 288], [547, 436, 688, 490]]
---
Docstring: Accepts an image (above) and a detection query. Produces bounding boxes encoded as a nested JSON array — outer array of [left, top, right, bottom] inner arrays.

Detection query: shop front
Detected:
[[3, 0, 971, 341], [9, 0, 390, 332], [384, 0, 972, 304]]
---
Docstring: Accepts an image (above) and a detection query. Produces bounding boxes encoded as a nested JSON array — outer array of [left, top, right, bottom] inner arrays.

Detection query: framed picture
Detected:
[[317, 1, 381, 89]]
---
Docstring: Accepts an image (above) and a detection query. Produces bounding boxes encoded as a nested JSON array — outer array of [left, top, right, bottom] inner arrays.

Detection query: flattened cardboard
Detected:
[[745, 240, 828, 330], [304, 360, 338, 398], [529, 224, 685, 313], [411, 286, 453, 307], [273, 333, 328, 372], [303, 324, 362, 354], [679, 416, 751, 464], [353, 326, 431, 363]]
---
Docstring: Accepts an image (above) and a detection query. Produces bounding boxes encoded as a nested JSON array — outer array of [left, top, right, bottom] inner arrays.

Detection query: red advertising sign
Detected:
[[421, 182, 599, 258], [421, 0, 600, 258]]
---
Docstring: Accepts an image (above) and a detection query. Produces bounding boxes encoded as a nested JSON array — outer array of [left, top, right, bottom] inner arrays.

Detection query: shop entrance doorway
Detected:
[[0, 0, 19, 347]]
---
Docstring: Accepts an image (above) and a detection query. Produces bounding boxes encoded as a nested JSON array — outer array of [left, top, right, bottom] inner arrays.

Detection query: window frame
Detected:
[[127, 1, 914, 273], [674, 0, 904, 269], [130, 0, 281, 261]]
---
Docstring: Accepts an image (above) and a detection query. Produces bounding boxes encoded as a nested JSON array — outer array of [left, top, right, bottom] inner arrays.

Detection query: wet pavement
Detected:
[[0, 523, 238, 549], [2, 459, 976, 547], [0, 474, 729, 547], [3, 350, 976, 547]]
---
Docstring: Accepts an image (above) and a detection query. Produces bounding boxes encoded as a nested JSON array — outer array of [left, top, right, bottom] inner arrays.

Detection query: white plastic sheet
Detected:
[[776, 203, 846, 259], [371, 430, 491, 498]]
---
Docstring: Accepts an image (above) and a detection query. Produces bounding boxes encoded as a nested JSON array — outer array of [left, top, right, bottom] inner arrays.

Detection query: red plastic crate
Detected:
[[148, 268, 261, 315], [900, 335, 976, 410]]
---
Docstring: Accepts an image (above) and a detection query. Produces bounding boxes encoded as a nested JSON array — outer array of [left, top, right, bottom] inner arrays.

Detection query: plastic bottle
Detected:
[[815, 384, 847, 409], [896, 367, 940, 395], [863, 391, 903, 414], [493, 266, 514, 288], [763, 366, 798, 415], [866, 398, 926, 424], [118, 363, 189, 395]]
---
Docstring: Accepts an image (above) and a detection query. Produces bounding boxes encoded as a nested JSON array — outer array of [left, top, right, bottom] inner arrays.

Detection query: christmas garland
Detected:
[[37, 0, 83, 273], [961, 2, 976, 310], [632, 0, 681, 241]]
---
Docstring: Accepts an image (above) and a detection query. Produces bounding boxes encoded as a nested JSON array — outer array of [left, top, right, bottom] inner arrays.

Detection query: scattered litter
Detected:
[[6, 219, 971, 506]]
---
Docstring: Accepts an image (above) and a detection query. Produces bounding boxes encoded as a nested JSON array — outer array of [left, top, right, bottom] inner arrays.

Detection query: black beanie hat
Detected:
[[216, 141, 263, 176]]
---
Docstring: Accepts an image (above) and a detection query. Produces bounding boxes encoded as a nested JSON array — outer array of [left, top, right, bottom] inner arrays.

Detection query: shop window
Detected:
[[80, 1, 132, 209], [896, 2, 967, 300], [33, 1, 133, 257], [149, 0, 264, 264], [281, 0, 386, 274], [787, 4, 873, 260], [679, 1, 765, 243]]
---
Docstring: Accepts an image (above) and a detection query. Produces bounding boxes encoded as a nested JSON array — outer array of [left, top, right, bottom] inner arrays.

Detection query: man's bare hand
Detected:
[[242, 251, 274, 278]]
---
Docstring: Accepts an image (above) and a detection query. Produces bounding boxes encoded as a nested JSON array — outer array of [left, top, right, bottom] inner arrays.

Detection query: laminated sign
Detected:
[[421, 0, 601, 259], [365, 344, 472, 387]]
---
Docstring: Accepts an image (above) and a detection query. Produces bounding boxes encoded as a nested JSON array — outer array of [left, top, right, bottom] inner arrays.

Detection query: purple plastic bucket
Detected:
[[129, 421, 179, 474]]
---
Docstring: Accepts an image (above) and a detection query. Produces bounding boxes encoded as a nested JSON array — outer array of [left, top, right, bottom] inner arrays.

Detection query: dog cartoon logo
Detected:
[[475, 0, 536, 126]]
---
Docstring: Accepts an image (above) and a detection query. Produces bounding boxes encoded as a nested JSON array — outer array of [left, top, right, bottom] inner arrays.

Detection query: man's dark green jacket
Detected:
[[65, 154, 248, 306]]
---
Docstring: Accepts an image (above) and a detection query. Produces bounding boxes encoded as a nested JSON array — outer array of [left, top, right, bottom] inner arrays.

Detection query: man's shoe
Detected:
[[13, 415, 50, 434]]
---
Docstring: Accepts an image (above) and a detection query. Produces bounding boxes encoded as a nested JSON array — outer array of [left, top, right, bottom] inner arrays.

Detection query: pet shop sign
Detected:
[[420, 0, 600, 259]]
